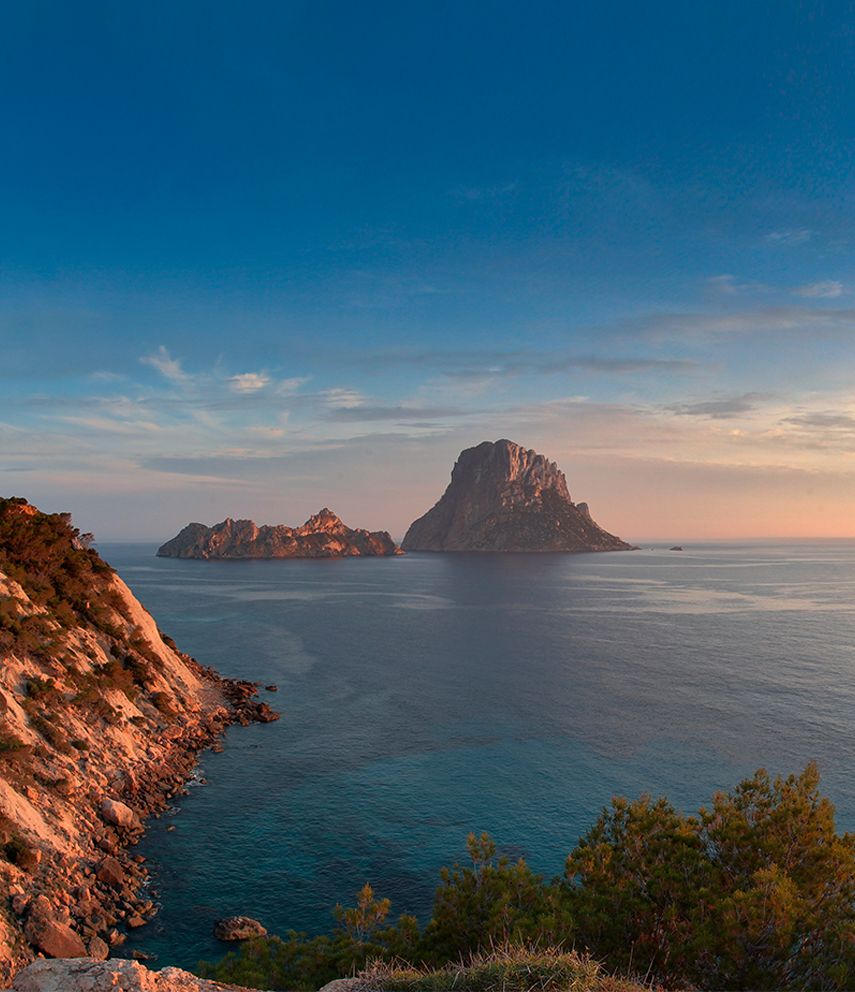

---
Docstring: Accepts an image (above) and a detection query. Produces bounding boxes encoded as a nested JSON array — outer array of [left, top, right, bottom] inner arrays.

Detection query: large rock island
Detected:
[[402, 439, 634, 553], [157, 508, 400, 559]]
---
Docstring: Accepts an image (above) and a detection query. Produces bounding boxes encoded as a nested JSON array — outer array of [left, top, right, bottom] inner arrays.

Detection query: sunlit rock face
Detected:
[[402, 439, 634, 553], [12, 957, 258, 992], [0, 498, 272, 982], [157, 508, 400, 558]]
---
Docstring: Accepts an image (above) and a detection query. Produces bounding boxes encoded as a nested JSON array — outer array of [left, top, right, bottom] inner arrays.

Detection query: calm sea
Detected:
[[98, 543, 855, 971]]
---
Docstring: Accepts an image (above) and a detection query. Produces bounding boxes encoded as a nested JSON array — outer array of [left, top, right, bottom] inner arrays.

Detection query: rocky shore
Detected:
[[1, 657, 278, 983], [0, 499, 279, 984]]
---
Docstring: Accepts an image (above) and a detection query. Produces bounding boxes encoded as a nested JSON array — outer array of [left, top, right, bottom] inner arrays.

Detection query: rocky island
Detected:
[[157, 508, 400, 559], [0, 498, 277, 982], [402, 439, 634, 553]]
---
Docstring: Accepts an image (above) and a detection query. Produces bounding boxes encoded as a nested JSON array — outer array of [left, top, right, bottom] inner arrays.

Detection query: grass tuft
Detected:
[[355, 945, 653, 992]]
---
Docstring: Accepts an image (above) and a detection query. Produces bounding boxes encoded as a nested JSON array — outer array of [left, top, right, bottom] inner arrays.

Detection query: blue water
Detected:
[[98, 543, 855, 971]]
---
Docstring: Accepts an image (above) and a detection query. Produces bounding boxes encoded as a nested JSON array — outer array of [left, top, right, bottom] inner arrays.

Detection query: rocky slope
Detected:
[[0, 498, 277, 984], [157, 508, 400, 559], [402, 440, 634, 553]]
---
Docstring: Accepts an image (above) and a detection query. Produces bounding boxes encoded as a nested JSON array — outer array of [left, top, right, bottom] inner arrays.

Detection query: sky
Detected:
[[2, 1, 855, 540]]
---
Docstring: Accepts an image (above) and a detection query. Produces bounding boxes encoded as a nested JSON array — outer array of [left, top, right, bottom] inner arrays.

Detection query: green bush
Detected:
[[568, 763, 855, 989], [358, 945, 646, 992]]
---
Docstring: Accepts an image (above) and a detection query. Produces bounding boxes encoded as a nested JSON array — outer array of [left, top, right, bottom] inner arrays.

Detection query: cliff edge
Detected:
[[402, 440, 634, 553], [0, 498, 275, 983]]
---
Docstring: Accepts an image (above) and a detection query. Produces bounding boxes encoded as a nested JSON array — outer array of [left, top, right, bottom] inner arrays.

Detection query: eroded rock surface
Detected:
[[0, 498, 278, 983], [402, 439, 635, 553], [12, 958, 255, 992]]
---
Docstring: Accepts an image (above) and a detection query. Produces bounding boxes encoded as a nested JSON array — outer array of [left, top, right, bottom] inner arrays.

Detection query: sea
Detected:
[[96, 542, 855, 971]]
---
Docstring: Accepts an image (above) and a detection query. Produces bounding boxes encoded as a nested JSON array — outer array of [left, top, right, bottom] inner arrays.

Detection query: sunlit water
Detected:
[[97, 543, 855, 970]]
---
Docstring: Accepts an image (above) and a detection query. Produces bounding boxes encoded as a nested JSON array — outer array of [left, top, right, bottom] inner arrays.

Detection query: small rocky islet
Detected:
[[156, 507, 400, 559]]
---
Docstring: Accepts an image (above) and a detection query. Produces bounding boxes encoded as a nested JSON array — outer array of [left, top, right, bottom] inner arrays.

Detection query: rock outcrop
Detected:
[[157, 508, 400, 559], [0, 498, 278, 983], [12, 957, 254, 991], [402, 440, 634, 553], [213, 916, 267, 941]]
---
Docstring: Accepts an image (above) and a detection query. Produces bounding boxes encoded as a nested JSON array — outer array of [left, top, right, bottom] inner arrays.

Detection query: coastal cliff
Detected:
[[0, 499, 276, 983], [157, 508, 400, 559], [402, 440, 634, 553]]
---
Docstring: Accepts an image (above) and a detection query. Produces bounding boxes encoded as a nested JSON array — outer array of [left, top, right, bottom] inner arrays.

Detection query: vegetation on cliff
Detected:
[[201, 764, 854, 991], [0, 497, 273, 981]]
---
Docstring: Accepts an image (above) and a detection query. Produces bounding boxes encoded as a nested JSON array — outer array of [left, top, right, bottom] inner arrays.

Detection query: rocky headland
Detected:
[[157, 508, 400, 559], [0, 498, 277, 984], [402, 439, 635, 553]]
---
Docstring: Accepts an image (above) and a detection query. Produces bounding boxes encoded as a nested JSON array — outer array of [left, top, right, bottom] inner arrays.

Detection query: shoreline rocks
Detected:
[[0, 498, 281, 983], [213, 916, 267, 942]]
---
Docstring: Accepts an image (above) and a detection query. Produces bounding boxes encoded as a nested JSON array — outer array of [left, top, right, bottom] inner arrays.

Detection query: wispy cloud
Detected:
[[783, 411, 855, 431], [352, 348, 700, 379], [326, 404, 470, 423], [707, 274, 768, 296], [794, 280, 844, 298], [764, 229, 813, 246], [246, 424, 286, 438], [277, 376, 310, 394], [670, 393, 769, 419], [55, 415, 162, 435], [635, 306, 855, 339], [140, 345, 188, 383], [229, 372, 271, 393], [321, 387, 366, 409]]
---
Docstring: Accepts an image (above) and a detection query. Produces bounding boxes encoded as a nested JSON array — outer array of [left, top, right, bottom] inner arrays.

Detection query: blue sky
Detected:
[[2, 1, 855, 539]]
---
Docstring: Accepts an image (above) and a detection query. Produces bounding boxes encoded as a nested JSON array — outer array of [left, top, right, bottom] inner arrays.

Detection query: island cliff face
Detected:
[[402, 440, 634, 553], [157, 508, 400, 559], [0, 499, 275, 983]]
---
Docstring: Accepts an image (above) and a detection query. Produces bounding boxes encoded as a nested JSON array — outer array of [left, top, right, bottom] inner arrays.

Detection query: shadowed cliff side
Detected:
[[402, 440, 634, 553]]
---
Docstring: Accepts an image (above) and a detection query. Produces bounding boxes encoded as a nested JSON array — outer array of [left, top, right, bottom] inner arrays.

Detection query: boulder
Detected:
[[101, 798, 139, 829], [88, 935, 110, 960], [213, 915, 267, 941], [253, 702, 279, 723], [96, 855, 125, 889], [24, 916, 87, 958], [11, 893, 30, 916]]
